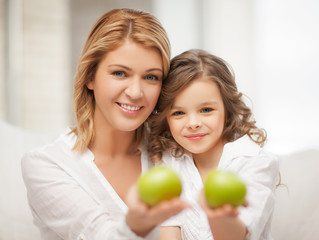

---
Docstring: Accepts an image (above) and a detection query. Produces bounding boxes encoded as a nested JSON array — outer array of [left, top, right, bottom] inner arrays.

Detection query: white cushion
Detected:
[[0, 120, 61, 240], [271, 149, 319, 240]]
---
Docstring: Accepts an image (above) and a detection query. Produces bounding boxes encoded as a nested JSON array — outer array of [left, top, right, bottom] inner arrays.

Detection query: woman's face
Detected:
[[87, 41, 163, 132], [167, 78, 225, 155]]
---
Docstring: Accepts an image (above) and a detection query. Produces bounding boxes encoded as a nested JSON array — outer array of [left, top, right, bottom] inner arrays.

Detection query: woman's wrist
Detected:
[[126, 213, 155, 237]]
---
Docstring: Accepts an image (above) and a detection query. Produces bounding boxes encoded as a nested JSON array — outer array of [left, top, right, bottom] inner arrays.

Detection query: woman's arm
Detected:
[[125, 186, 189, 237], [21, 150, 188, 239]]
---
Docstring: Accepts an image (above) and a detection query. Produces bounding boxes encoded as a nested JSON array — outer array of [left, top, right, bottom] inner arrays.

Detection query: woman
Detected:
[[21, 8, 188, 240]]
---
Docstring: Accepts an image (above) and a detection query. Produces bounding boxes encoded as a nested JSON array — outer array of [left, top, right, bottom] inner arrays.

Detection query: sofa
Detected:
[[1, 119, 318, 239]]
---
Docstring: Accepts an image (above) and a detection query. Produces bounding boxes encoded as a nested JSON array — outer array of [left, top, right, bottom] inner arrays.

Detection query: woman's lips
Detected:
[[117, 102, 143, 114]]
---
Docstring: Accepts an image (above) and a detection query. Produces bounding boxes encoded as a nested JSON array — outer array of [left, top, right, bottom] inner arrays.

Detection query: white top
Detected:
[[21, 129, 158, 240], [162, 135, 279, 240]]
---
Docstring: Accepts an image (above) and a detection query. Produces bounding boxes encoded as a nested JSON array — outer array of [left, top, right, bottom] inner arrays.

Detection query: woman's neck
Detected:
[[89, 127, 136, 159]]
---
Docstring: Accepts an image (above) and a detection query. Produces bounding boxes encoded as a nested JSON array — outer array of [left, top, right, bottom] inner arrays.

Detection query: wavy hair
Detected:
[[148, 49, 266, 162], [70, 8, 170, 153]]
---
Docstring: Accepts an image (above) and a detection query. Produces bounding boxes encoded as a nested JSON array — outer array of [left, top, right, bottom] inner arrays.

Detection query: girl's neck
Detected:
[[193, 140, 226, 181]]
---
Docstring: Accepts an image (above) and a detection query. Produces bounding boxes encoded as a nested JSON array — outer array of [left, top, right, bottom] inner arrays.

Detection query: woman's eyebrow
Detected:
[[108, 64, 131, 70], [146, 68, 162, 73]]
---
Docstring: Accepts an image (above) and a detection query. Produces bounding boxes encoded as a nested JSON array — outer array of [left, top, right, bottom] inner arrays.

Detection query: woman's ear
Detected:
[[86, 80, 94, 90]]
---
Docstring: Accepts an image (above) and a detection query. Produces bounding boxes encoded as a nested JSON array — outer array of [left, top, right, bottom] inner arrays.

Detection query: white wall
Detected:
[[1, 0, 318, 155], [2, 0, 71, 131], [22, 0, 71, 131], [254, 0, 319, 154], [0, 0, 5, 119], [154, 0, 319, 155], [152, 0, 203, 58]]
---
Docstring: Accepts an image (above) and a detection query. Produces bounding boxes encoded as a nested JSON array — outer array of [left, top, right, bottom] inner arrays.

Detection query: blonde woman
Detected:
[[21, 9, 188, 240]]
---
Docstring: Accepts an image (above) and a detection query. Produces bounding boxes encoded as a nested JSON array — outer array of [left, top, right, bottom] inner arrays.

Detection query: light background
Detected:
[[1, 0, 318, 156]]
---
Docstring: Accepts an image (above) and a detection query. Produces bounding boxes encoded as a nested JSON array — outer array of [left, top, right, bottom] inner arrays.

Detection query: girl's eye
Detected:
[[145, 75, 159, 81], [172, 111, 184, 116], [112, 71, 126, 77], [201, 107, 213, 113]]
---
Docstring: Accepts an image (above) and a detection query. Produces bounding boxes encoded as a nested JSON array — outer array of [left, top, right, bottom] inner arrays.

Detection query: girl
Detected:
[[149, 49, 279, 240], [21, 9, 188, 240]]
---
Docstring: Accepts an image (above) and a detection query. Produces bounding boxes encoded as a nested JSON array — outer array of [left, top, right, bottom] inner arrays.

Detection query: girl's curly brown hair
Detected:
[[148, 49, 266, 163]]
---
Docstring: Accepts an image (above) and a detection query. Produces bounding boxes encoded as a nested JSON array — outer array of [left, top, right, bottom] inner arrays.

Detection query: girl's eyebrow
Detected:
[[200, 100, 218, 106], [170, 105, 183, 110], [171, 101, 218, 109]]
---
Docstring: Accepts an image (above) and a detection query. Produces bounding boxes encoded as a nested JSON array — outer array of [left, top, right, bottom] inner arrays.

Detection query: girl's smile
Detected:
[[167, 78, 225, 155], [185, 133, 207, 141]]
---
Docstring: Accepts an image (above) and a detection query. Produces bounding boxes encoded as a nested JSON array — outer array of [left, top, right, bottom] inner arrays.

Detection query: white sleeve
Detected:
[[236, 152, 279, 240], [21, 150, 158, 240], [158, 153, 183, 228]]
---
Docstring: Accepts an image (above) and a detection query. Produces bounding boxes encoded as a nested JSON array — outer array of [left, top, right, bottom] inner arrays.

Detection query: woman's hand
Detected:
[[125, 185, 190, 237], [198, 190, 248, 240]]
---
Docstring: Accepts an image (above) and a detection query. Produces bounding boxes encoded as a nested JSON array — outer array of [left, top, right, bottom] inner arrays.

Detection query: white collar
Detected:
[[223, 135, 260, 159], [218, 135, 261, 169], [180, 135, 261, 168]]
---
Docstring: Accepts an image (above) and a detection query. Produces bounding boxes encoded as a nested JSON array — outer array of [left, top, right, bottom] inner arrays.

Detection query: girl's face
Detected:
[[167, 78, 225, 155], [87, 41, 163, 132]]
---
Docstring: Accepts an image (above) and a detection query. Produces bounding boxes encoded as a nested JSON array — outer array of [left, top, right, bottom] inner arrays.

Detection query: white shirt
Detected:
[[162, 135, 279, 240], [21, 129, 158, 240]]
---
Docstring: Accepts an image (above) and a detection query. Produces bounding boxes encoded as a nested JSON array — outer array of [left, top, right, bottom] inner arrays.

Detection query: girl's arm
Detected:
[[199, 191, 247, 240], [160, 226, 182, 240]]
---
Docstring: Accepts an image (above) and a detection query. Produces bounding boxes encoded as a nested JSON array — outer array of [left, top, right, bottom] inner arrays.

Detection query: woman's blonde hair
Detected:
[[70, 8, 170, 152], [148, 49, 266, 162]]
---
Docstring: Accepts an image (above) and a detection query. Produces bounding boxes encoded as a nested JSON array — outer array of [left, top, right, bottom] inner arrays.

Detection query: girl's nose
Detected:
[[187, 115, 202, 130], [124, 78, 143, 99]]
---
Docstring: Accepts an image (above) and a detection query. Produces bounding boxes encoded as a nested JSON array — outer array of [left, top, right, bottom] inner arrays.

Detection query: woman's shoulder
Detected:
[[21, 129, 85, 173], [22, 129, 72, 156]]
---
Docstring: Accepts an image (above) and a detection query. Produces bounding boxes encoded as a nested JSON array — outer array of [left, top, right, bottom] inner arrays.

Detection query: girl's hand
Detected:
[[198, 190, 248, 240], [198, 189, 247, 220], [126, 185, 190, 237]]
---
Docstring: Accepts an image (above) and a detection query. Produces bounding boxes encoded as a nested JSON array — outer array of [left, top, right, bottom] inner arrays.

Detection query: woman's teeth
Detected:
[[120, 104, 141, 111]]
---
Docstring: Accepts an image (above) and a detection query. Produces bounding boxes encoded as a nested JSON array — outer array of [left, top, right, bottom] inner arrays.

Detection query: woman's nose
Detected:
[[124, 78, 143, 99]]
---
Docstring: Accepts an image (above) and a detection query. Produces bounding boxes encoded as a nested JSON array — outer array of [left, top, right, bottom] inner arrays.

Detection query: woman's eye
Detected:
[[201, 108, 213, 113], [112, 71, 126, 77], [145, 75, 159, 81], [172, 111, 184, 116]]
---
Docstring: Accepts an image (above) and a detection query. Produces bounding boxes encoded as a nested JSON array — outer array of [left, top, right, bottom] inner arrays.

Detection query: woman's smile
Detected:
[[117, 102, 144, 115]]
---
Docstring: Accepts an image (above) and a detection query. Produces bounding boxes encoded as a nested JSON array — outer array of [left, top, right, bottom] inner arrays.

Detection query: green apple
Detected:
[[137, 165, 182, 207], [204, 169, 246, 208]]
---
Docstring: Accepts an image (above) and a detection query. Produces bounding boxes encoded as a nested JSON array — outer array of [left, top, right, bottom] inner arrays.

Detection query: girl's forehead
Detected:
[[172, 78, 222, 105]]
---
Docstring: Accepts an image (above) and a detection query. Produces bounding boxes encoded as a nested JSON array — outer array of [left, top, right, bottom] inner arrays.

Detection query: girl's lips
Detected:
[[185, 133, 206, 141]]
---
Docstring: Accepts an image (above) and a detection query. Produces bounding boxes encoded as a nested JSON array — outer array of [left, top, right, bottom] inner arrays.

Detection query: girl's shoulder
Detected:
[[219, 135, 279, 176]]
